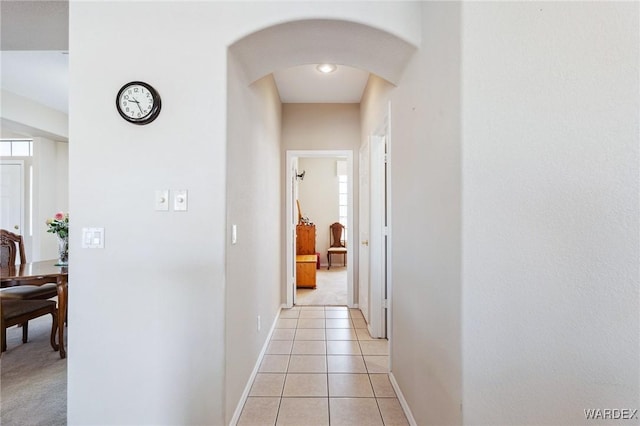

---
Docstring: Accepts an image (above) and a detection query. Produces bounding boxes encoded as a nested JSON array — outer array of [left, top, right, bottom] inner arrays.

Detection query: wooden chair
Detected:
[[0, 229, 26, 268], [327, 222, 347, 269], [1, 299, 58, 353], [0, 230, 59, 347], [0, 229, 58, 300]]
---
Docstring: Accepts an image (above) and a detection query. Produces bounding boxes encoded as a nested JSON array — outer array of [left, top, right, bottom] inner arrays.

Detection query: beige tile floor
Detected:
[[237, 306, 409, 426]]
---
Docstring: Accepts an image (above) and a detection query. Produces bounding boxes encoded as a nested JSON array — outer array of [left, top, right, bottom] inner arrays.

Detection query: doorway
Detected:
[[285, 150, 354, 308]]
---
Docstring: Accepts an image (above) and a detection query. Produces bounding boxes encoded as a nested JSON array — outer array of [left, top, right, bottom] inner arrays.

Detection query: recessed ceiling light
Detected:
[[316, 63, 337, 74]]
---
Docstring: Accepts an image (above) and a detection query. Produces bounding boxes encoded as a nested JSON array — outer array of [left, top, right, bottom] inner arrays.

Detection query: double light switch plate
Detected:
[[155, 190, 188, 211]]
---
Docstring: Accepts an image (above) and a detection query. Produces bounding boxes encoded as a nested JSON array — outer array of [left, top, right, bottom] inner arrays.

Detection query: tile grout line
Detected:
[[355, 307, 386, 425], [360, 308, 393, 425], [275, 312, 293, 426], [324, 306, 332, 425], [244, 306, 390, 425]]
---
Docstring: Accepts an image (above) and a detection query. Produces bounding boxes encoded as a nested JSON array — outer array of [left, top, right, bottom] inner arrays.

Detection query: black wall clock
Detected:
[[116, 81, 161, 125]]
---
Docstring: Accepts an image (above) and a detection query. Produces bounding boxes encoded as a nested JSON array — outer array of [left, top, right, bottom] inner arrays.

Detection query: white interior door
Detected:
[[0, 161, 24, 236], [285, 156, 299, 307], [358, 141, 370, 323], [369, 135, 386, 338]]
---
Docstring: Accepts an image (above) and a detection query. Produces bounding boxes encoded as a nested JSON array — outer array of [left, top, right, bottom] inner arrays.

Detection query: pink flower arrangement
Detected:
[[46, 212, 69, 239]]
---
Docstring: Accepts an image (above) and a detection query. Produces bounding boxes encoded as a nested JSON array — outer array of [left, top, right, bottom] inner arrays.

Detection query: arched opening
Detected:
[[228, 18, 415, 86], [225, 18, 415, 423]]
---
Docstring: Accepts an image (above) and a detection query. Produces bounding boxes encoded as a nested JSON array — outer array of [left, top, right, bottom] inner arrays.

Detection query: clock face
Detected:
[[116, 81, 161, 124]]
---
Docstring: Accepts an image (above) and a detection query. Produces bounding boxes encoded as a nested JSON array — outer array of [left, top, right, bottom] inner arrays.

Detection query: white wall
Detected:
[[69, 3, 229, 423], [1, 89, 68, 140], [361, 76, 394, 137], [55, 141, 68, 211], [225, 53, 282, 422], [378, 2, 463, 424], [31, 138, 69, 261], [298, 157, 340, 265], [462, 2, 639, 424], [366, 4, 640, 426], [68, 2, 420, 424], [282, 104, 361, 151]]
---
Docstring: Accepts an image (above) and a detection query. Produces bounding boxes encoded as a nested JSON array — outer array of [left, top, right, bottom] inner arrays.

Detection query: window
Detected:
[[338, 174, 348, 231], [0, 139, 33, 157]]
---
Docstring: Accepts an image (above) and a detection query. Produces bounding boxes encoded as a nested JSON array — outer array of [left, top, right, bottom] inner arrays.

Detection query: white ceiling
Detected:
[[273, 64, 369, 103], [0, 1, 376, 114]]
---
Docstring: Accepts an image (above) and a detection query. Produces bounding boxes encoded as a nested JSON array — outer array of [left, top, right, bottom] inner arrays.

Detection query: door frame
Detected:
[[285, 150, 355, 308], [358, 140, 370, 324]]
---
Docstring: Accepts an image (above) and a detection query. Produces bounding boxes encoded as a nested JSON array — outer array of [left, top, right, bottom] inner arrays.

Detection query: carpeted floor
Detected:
[[1, 313, 66, 426], [296, 265, 348, 305]]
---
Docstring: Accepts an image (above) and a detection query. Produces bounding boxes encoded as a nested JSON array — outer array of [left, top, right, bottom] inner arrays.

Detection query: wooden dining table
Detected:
[[1, 259, 68, 358]]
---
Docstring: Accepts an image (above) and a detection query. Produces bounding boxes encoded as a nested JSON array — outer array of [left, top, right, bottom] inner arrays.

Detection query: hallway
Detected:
[[237, 306, 407, 425]]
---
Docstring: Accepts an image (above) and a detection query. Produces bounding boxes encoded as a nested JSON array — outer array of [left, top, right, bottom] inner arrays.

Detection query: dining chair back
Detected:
[[327, 222, 347, 269], [1, 229, 58, 298], [0, 229, 26, 268], [1, 230, 60, 354]]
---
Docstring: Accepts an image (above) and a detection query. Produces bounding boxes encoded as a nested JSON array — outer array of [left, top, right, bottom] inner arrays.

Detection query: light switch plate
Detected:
[[82, 227, 105, 248], [232, 224, 237, 244], [155, 190, 169, 211], [174, 190, 188, 211]]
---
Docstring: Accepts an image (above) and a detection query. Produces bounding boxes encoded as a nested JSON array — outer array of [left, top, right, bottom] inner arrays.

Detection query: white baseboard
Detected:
[[228, 307, 282, 426], [389, 372, 418, 426]]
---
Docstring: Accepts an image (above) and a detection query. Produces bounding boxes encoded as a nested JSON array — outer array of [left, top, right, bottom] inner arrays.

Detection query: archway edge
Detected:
[[230, 18, 417, 85]]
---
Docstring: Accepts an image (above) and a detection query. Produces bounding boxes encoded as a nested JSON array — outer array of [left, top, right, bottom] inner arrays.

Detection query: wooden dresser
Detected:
[[296, 225, 316, 288]]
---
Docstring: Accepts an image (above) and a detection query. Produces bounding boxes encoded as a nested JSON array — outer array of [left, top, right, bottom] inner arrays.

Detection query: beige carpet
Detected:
[[296, 266, 348, 305], [1, 313, 66, 426]]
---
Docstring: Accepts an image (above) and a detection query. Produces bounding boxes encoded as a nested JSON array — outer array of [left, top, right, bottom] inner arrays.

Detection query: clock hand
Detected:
[[130, 98, 144, 114]]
